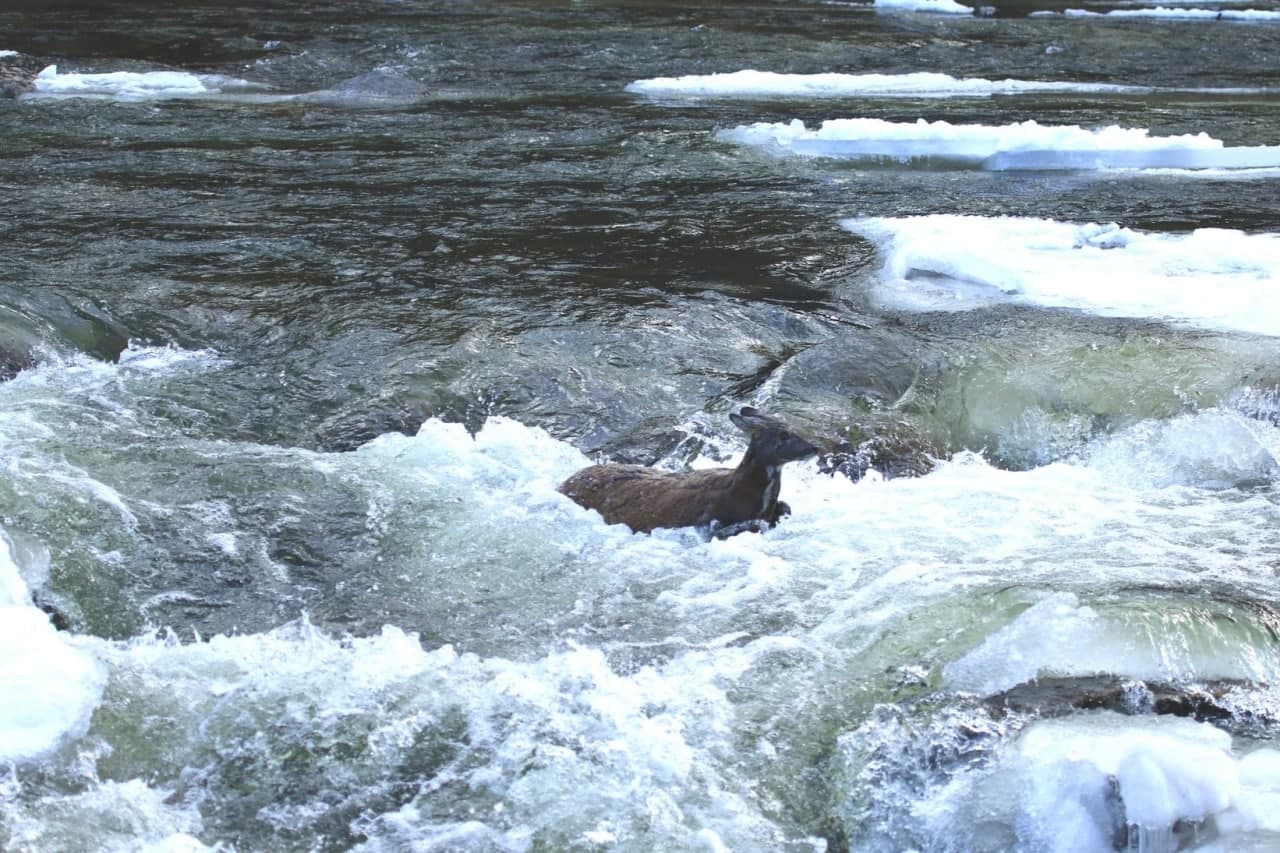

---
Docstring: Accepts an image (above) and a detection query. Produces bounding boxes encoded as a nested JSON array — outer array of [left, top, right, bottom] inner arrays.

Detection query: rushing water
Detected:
[[3, 1, 1280, 851]]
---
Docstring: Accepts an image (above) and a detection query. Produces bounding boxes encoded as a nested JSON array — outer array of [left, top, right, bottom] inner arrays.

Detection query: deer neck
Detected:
[[734, 447, 781, 518]]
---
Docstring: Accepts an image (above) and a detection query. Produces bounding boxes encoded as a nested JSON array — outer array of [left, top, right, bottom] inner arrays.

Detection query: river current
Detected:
[[3, 1, 1280, 851]]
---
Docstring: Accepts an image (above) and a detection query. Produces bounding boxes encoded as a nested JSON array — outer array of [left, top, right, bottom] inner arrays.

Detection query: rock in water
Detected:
[[0, 51, 48, 99]]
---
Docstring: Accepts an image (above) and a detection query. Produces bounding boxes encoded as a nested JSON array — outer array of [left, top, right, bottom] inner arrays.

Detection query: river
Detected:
[[2, 1, 1280, 850]]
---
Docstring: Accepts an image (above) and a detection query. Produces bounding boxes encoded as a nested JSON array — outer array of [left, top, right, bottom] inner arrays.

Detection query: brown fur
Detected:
[[558, 408, 817, 534]]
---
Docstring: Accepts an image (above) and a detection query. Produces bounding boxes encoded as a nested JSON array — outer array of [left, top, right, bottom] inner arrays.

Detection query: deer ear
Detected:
[[729, 412, 750, 432], [739, 406, 759, 418]]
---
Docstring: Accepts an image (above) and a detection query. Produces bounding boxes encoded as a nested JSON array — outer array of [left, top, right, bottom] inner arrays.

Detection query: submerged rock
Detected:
[[300, 70, 429, 107], [774, 305, 1280, 475], [32, 590, 73, 632], [770, 321, 948, 481], [0, 294, 130, 376]]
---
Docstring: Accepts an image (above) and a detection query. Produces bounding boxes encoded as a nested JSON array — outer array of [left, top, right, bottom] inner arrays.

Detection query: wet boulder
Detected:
[[0, 341, 33, 381], [985, 674, 1280, 739], [0, 51, 48, 99], [0, 289, 129, 372], [817, 430, 941, 481]]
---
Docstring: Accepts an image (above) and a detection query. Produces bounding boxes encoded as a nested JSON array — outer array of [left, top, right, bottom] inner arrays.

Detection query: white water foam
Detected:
[[719, 117, 1280, 171], [0, 344, 234, 765], [71, 617, 814, 851], [6, 402, 1280, 847], [0, 345, 226, 532], [627, 70, 1158, 98], [2, 343, 224, 397], [1086, 409, 1280, 488], [0, 531, 105, 763], [2, 777, 210, 853], [842, 214, 1280, 335], [629, 69, 1270, 100]]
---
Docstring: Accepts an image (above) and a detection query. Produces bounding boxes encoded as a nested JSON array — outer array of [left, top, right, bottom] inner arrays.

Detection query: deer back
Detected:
[[558, 464, 743, 533], [558, 407, 818, 534]]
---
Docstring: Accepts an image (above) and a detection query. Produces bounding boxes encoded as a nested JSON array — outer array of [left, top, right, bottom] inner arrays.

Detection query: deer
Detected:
[[558, 407, 819, 537]]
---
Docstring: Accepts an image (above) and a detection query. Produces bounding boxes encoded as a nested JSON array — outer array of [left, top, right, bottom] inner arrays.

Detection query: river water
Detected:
[[3, 1, 1280, 850]]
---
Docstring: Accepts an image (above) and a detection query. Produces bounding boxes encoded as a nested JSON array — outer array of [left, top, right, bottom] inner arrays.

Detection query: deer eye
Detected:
[[779, 431, 791, 441]]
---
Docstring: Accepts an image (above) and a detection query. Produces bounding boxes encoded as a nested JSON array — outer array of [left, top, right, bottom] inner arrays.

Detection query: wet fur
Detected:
[[558, 408, 816, 535]]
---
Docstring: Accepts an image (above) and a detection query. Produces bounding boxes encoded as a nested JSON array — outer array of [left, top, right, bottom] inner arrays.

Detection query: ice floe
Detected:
[[874, 0, 975, 13], [627, 70, 1161, 98], [27, 65, 266, 101], [843, 214, 1280, 335], [720, 117, 1280, 171]]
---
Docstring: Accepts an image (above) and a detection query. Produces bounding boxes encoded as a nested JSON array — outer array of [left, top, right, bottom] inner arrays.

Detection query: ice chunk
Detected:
[[721, 117, 1280, 172], [627, 70, 1156, 98], [29, 66, 263, 101], [843, 214, 1280, 335], [875, 0, 974, 14]]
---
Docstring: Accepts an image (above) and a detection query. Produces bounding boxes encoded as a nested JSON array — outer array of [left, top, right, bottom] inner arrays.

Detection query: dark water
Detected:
[[3, 1, 1280, 851]]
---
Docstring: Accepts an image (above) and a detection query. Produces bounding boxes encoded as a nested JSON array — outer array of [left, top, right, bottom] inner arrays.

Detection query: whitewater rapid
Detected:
[[5, 2, 1280, 846], [4, 345, 1280, 849]]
